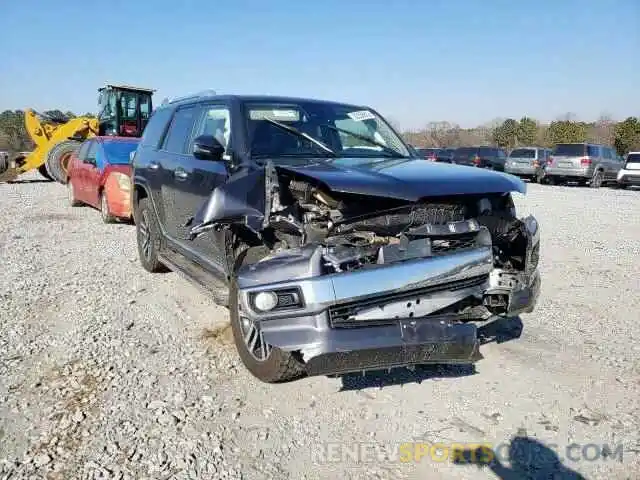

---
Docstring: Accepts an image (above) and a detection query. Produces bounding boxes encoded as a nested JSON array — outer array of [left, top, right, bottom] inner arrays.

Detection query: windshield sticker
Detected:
[[347, 110, 376, 122], [250, 109, 300, 121]]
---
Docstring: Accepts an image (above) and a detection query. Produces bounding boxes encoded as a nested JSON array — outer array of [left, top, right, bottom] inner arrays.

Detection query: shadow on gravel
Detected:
[[478, 316, 523, 345], [337, 364, 477, 392], [453, 431, 588, 479]]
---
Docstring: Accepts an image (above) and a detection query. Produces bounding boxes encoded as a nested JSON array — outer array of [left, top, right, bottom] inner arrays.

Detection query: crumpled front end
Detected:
[[234, 214, 540, 376], [189, 162, 541, 376]]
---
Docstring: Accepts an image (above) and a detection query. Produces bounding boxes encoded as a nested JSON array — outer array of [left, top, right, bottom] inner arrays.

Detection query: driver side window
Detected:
[[192, 105, 231, 151]]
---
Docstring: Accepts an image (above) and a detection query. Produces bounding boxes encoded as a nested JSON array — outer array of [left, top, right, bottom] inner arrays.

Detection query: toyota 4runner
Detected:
[[131, 93, 541, 383]]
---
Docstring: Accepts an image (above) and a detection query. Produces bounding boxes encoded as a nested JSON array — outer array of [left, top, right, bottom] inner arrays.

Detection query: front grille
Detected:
[[339, 203, 467, 235], [328, 274, 489, 328]]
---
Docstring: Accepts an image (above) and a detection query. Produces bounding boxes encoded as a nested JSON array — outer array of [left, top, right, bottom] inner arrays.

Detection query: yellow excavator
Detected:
[[0, 84, 155, 184]]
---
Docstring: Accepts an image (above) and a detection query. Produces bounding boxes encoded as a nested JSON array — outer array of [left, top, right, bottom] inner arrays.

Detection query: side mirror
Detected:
[[193, 135, 225, 161]]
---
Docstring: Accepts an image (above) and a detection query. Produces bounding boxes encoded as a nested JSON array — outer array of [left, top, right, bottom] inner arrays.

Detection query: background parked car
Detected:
[[543, 143, 622, 187], [414, 147, 455, 163], [504, 147, 552, 183], [452, 146, 508, 170], [616, 151, 640, 189], [67, 136, 140, 223]]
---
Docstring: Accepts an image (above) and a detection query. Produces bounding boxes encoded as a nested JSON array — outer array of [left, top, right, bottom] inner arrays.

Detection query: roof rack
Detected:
[[163, 89, 218, 105]]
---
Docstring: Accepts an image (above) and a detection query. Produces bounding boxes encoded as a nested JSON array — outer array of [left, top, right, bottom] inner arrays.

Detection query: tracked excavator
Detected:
[[0, 84, 155, 184]]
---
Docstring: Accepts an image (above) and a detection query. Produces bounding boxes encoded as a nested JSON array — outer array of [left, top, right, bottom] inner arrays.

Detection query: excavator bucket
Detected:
[[0, 110, 99, 184]]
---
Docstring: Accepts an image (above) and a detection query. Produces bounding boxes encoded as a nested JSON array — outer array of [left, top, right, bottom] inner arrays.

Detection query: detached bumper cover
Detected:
[[236, 218, 541, 376]]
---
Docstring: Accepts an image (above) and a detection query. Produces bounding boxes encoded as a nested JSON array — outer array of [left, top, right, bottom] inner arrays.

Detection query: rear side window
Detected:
[[553, 144, 586, 156], [140, 108, 173, 148], [587, 145, 601, 157], [626, 153, 640, 163], [602, 147, 613, 159], [162, 106, 198, 154]]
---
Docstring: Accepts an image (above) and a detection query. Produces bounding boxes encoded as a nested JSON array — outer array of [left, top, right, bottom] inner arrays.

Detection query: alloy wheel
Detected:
[[237, 292, 272, 362]]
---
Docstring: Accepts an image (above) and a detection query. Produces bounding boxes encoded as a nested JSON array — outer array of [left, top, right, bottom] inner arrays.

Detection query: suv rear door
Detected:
[[551, 143, 589, 171]]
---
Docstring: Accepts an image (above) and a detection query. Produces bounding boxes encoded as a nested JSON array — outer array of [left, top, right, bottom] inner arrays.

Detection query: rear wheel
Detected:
[[67, 181, 82, 206], [45, 140, 80, 184], [590, 170, 604, 188], [135, 198, 167, 273], [99, 191, 116, 223], [228, 245, 305, 383], [37, 165, 54, 181]]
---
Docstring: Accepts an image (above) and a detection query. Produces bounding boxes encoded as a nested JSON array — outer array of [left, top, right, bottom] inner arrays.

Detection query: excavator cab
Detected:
[[97, 85, 155, 137]]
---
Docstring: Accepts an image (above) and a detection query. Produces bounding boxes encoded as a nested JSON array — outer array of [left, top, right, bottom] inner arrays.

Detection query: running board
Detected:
[[158, 249, 230, 307]]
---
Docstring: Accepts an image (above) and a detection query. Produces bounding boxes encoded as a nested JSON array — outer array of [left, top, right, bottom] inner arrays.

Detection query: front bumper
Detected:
[[236, 218, 541, 376], [617, 168, 640, 186]]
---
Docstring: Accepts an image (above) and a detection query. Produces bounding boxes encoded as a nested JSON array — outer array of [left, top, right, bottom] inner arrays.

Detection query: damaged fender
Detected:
[[187, 161, 281, 239]]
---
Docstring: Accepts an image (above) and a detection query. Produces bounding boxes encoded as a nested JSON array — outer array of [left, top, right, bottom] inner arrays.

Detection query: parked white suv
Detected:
[[616, 152, 640, 189]]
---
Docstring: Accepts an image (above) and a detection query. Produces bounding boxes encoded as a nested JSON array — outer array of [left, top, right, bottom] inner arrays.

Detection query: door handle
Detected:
[[174, 168, 188, 180], [148, 162, 159, 170]]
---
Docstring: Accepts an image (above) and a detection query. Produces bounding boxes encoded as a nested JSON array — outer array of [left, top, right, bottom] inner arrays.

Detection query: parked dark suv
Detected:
[[131, 93, 541, 383], [453, 146, 509, 171]]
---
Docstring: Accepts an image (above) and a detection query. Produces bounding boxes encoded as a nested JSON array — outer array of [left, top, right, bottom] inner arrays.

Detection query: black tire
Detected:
[[67, 181, 82, 207], [590, 170, 604, 188], [45, 140, 80, 184], [135, 197, 167, 273], [228, 245, 305, 383], [99, 191, 117, 223], [38, 165, 54, 181]]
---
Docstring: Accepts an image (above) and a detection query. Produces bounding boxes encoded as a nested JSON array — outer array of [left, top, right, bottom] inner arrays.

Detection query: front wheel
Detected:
[[228, 246, 305, 383]]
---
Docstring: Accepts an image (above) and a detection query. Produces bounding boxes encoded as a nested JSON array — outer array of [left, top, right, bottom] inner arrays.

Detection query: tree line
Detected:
[[403, 115, 640, 156], [1, 108, 639, 156]]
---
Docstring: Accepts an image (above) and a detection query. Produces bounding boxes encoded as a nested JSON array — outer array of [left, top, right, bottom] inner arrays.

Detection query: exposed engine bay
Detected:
[[188, 161, 538, 281]]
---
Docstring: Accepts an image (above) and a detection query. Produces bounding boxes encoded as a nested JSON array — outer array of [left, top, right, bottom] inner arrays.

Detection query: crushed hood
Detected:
[[275, 157, 526, 201], [187, 157, 526, 239]]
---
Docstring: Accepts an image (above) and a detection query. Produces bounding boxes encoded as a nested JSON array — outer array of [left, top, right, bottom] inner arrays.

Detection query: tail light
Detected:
[[547, 156, 554, 166], [473, 155, 481, 165], [427, 153, 437, 161], [580, 157, 592, 166], [533, 160, 540, 167]]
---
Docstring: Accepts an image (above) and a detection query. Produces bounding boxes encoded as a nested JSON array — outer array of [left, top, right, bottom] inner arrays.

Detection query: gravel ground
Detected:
[[1, 172, 639, 480]]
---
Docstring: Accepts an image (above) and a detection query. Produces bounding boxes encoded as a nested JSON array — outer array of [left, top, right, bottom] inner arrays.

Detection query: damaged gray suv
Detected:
[[131, 93, 541, 383]]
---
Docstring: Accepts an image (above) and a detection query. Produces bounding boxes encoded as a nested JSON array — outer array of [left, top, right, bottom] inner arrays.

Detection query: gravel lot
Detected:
[[1, 172, 639, 480]]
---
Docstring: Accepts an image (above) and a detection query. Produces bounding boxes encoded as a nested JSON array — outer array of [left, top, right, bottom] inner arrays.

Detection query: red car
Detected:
[[66, 136, 140, 223]]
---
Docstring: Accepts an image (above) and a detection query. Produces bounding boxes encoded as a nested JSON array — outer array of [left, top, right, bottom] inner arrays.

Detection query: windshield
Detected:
[[102, 141, 140, 165], [553, 144, 586, 156], [243, 101, 410, 162], [509, 148, 536, 158]]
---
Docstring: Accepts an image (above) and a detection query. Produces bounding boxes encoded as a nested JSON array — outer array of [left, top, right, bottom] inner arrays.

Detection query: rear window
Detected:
[[553, 144, 586, 156], [478, 147, 500, 156], [102, 141, 140, 165], [509, 148, 536, 158], [454, 147, 477, 157], [626, 153, 640, 164]]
